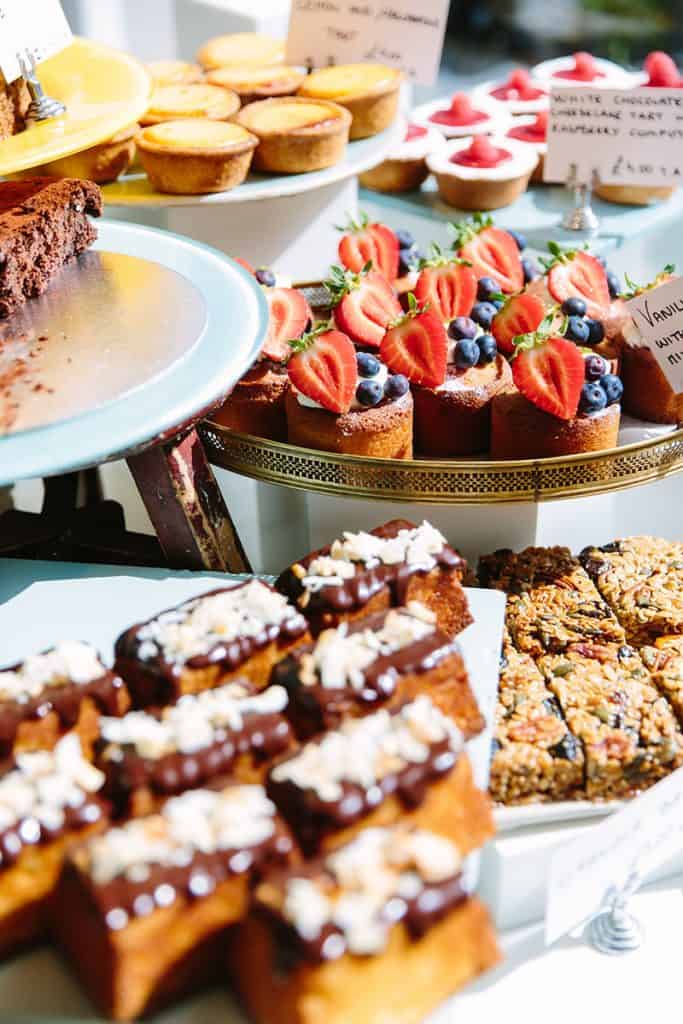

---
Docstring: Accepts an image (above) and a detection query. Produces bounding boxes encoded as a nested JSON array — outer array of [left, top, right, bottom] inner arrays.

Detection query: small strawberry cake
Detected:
[[506, 111, 551, 183], [286, 324, 413, 457], [413, 92, 511, 139], [427, 135, 538, 210], [359, 121, 445, 193], [471, 69, 548, 117], [532, 51, 637, 88]]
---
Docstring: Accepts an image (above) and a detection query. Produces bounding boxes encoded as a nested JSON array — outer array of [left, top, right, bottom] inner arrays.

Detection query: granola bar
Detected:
[[537, 642, 683, 799], [640, 636, 683, 726], [580, 537, 683, 645]]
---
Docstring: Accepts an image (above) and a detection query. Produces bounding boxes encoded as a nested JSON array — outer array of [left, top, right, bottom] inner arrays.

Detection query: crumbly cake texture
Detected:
[[0, 74, 29, 139], [0, 177, 102, 319], [580, 537, 683, 645]]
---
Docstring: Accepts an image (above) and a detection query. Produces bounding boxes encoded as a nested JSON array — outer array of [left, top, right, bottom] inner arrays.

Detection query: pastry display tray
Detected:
[[0, 557, 506, 1022], [200, 419, 683, 505]]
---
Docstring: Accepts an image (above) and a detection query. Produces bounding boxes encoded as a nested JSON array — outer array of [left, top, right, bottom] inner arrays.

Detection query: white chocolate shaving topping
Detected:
[[0, 642, 107, 704]]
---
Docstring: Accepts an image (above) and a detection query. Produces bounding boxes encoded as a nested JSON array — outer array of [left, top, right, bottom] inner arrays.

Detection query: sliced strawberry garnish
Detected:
[[545, 247, 610, 321], [452, 214, 524, 293], [288, 324, 357, 414], [262, 287, 312, 362], [326, 264, 401, 349], [413, 246, 477, 323], [512, 334, 584, 420], [337, 212, 400, 282], [492, 292, 546, 355], [234, 256, 255, 274], [379, 295, 447, 388]]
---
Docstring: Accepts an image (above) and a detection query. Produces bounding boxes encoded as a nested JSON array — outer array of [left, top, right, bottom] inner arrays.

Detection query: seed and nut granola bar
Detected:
[[640, 636, 683, 727]]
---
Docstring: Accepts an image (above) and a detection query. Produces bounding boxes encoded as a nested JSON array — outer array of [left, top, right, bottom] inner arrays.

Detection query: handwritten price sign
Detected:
[[286, 0, 449, 85], [544, 86, 683, 186], [0, 0, 71, 82]]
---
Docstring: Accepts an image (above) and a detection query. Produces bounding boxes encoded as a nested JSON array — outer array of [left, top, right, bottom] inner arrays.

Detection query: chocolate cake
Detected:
[[0, 176, 102, 319]]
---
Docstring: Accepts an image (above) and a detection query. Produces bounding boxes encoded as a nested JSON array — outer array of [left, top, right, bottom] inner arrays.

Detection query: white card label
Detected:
[[286, 0, 449, 86], [0, 0, 72, 83], [546, 767, 683, 946], [544, 86, 683, 186], [624, 275, 683, 394]]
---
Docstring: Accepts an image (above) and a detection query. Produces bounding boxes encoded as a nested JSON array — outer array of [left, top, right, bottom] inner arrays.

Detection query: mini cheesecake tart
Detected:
[[197, 32, 285, 71], [136, 119, 258, 195], [140, 83, 241, 125], [427, 135, 538, 211], [298, 63, 402, 140], [532, 52, 638, 88], [146, 60, 204, 85], [490, 392, 621, 458], [359, 122, 446, 193], [29, 124, 139, 184], [236, 97, 351, 173], [414, 91, 512, 137], [207, 64, 307, 104], [471, 70, 548, 116], [506, 111, 549, 183]]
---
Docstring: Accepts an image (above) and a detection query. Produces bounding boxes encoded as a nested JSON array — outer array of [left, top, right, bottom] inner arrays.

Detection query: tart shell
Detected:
[[285, 390, 413, 458], [206, 68, 307, 106], [136, 127, 258, 195], [490, 392, 620, 459], [236, 98, 351, 173], [594, 182, 677, 206], [360, 156, 430, 193], [434, 169, 534, 210]]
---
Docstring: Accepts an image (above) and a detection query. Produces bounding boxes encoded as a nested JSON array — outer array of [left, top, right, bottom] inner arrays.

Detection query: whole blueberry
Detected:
[[606, 270, 621, 299], [395, 228, 415, 249], [584, 353, 609, 381], [561, 296, 587, 317], [255, 267, 276, 287], [454, 338, 480, 369], [508, 229, 527, 251], [565, 315, 589, 345], [448, 316, 478, 340], [522, 256, 540, 283], [356, 379, 384, 406], [477, 275, 501, 301], [384, 373, 410, 398], [579, 381, 608, 414], [600, 373, 624, 405], [470, 301, 497, 329], [584, 318, 605, 346], [478, 334, 498, 363], [398, 246, 419, 276], [356, 352, 381, 378]]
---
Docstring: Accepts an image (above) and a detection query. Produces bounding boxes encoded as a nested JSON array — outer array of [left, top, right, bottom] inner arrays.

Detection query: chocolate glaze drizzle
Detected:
[[0, 796, 106, 872]]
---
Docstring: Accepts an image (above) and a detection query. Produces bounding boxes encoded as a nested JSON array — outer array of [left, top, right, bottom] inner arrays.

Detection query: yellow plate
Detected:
[[0, 38, 150, 176]]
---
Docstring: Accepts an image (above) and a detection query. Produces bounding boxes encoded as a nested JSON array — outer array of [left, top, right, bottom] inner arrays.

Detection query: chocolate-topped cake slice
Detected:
[[97, 679, 296, 817], [230, 825, 501, 1024], [0, 733, 108, 959], [52, 784, 295, 1021], [0, 176, 102, 319], [276, 519, 471, 638], [0, 642, 129, 762], [267, 695, 493, 856], [114, 580, 310, 707], [273, 602, 484, 740]]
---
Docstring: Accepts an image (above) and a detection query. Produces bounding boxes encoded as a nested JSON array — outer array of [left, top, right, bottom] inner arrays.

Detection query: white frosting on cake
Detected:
[[427, 135, 539, 181], [85, 785, 276, 887], [386, 121, 447, 160], [0, 642, 107, 704], [270, 696, 462, 802], [298, 603, 437, 691], [506, 113, 548, 155], [471, 78, 548, 116], [295, 362, 388, 411], [0, 734, 104, 835], [532, 55, 639, 88], [412, 94, 512, 138], [100, 681, 288, 760]]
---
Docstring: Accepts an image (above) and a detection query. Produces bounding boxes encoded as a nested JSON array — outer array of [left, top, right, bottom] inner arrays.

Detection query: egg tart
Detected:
[[30, 124, 138, 184], [146, 60, 204, 85], [236, 97, 351, 173], [207, 64, 307, 105], [136, 119, 258, 195], [298, 64, 402, 139], [140, 83, 241, 126], [197, 33, 285, 71]]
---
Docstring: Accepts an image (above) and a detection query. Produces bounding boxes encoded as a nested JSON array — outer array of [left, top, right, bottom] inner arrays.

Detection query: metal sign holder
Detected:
[[587, 870, 643, 955], [561, 163, 601, 234], [18, 49, 65, 123]]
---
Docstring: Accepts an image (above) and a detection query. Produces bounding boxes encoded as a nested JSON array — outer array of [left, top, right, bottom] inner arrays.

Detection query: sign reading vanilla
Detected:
[[625, 275, 683, 394], [0, 0, 71, 82], [286, 0, 449, 85], [544, 86, 683, 186]]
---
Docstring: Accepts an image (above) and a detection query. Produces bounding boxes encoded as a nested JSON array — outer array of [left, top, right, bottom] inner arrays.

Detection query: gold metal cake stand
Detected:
[[200, 423, 683, 505]]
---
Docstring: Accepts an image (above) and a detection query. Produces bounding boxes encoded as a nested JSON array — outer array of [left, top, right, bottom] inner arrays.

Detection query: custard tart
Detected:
[[298, 63, 402, 139], [146, 60, 204, 85], [207, 64, 306, 105], [197, 33, 285, 71], [30, 124, 138, 184], [140, 83, 241, 126], [136, 119, 258, 194], [236, 97, 351, 173]]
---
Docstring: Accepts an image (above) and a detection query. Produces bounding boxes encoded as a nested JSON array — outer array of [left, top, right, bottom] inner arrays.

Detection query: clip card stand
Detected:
[[561, 163, 600, 234], [18, 50, 65, 123], [587, 870, 642, 955]]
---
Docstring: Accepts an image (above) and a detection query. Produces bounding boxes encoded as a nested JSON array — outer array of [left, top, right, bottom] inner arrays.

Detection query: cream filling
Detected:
[[386, 122, 447, 161], [412, 94, 512, 139], [506, 114, 548, 155], [531, 56, 640, 88], [471, 79, 548, 116], [427, 135, 538, 181]]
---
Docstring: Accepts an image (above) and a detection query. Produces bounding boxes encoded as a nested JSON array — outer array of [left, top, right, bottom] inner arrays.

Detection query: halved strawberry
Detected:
[[262, 287, 313, 362], [492, 292, 547, 355], [545, 246, 610, 320], [512, 334, 584, 420], [379, 295, 447, 388], [414, 247, 478, 323], [288, 324, 357, 414], [451, 214, 524, 293], [338, 213, 400, 282], [326, 264, 401, 348]]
